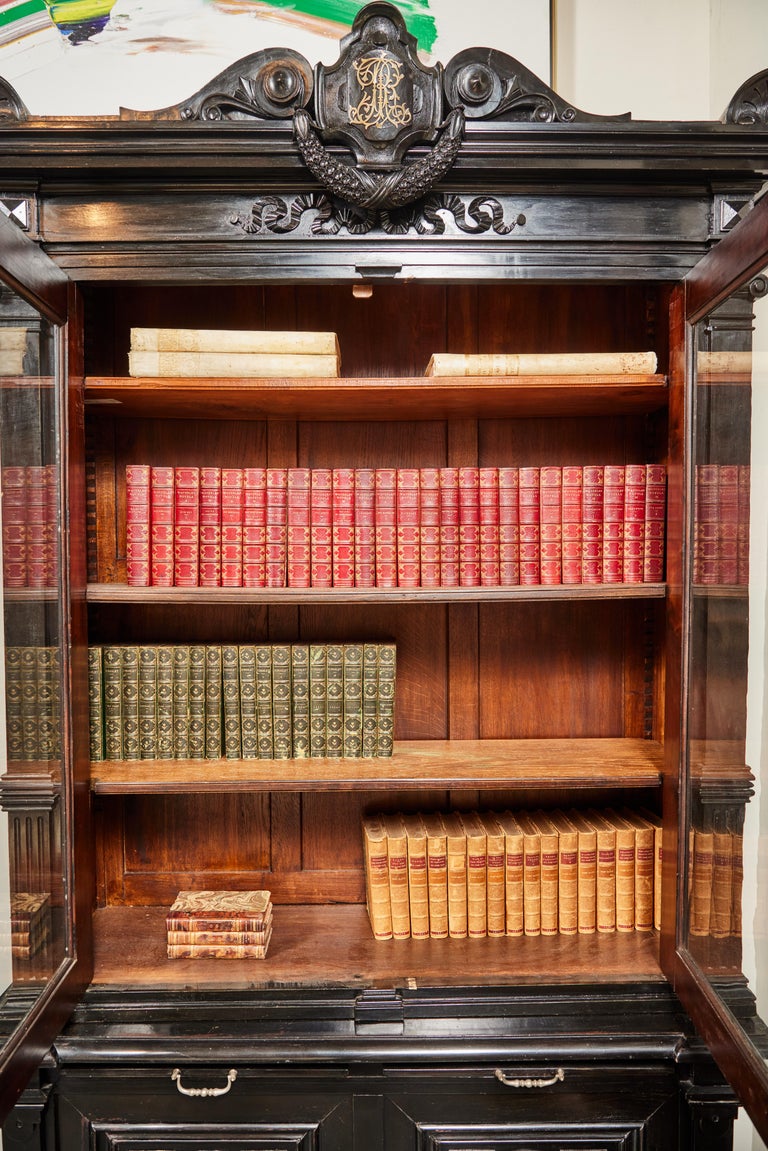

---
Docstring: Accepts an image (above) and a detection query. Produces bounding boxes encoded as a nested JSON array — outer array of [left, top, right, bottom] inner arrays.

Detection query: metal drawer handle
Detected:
[[494, 1067, 565, 1089], [171, 1068, 238, 1098]]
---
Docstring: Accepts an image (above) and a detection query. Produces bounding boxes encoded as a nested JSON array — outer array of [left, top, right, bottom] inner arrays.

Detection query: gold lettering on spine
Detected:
[[349, 56, 412, 130]]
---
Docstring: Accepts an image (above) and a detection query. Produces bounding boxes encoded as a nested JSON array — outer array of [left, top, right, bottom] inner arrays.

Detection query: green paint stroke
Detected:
[[0, 1, 47, 32], [253, 1, 436, 53]]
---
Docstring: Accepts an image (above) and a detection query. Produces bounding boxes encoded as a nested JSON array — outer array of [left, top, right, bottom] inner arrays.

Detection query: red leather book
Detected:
[[717, 464, 739, 586], [518, 466, 540, 585], [332, 467, 355, 587], [221, 467, 244, 587], [738, 464, 750, 586], [419, 467, 441, 588], [125, 464, 151, 587], [265, 468, 287, 587], [2, 466, 28, 588], [397, 467, 420, 588], [173, 466, 200, 587], [539, 465, 561, 585], [581, 465, 604, 584], [561, 465, 582, 585], [150, 465, 175, 586], [310, 468, 333, 587], [43, 462, 59, 587], [375, 468, 397, 588], [622, 463, 646, 584], [438, 466, 459, 587], [243, 466, 266, 588], [354, 468, 376, 588], [458, 465, 480, 587], [24, 465, 48, 589], [498, 466, 520, 586], [287, 467, 311, 587], [643, 463, 666, 583], [479, 466, 500, 586], [694, 464, 719, 585], [199, 466, 222, 587], [602, 464, 625, 584]]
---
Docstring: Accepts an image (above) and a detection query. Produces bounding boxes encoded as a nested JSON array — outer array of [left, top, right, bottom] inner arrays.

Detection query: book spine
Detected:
[[503, 826, 524, 938], [166, 915, 271, 932], [199, 466, 222, 587], [171, 646, 190, 760], [446, 826, 468, 939], [439, 467, 460, 587], [290, 643, 310, 759], [287, 467, 311, 588], [243, 466, 267, 588], [419, 467, 441, 589], [121, 646, 140, 760], [483, 818, 506, 938], [20, 647, 38, 760], [166, 929, 271, 946], [518, 466, 541, 585], [221, 644, 241, 759], [521, 827, 541, 937], [385, 818, 411, 940], [622, 463, 646, 584], [731, 827, 744, 938], [464, 820, 487, 939], [220, 468, 244, 586], [88, 646, 104, 762], [573, 821, 597, 934], [539, 465, 562, 586], [342, 643, 363, 758], [555, 827, 578, 936], [332, 467, 355, 587], [690, 828, 714, 936], [309, 644, 327, 758], [396, 467, 420, 587], [138, 646, 158, 760], [167, 940, 271, 959], [310, 469, 333, 587], [44, 463, 59, 587], [594, 822, 617, 933], [361, 644, 378, 759], [255, 645, 274, 759], [156, 645, 174, 759], [36, 646, 57, 760], [479, 467, 500, 587], [325, 643, 344, 758], [602, 464, 625, 584], [362, 817, 393, 941], [498, 467, 520, 586], [128, 347, 339, 377], [187, 645, 207, 760], [204, 645, 222, 759], [711, 825, 733, 939], [643, 464, 666, 583], [561, 465, 583, 585], [354, 468, 376, 587], [150, 466, 175, 587], [1, 466, 27, 588], [630, 821, 654, 932], [614, 822, 635, 933], [239, 645, 259, 759], [376, 643, 396, 758], [132, 327, 339, 355], [4, 647, 23, 761], [375, 467, 397, 587], [717, 464, 739, 586], [737, 464, 750, 586], [24, 466, 47, 590], [458, 466, 480, 587], [581, 465, 604, 584], [271, 644, 293, 759], [538, 827, 559, 936], [694, 463, 719, 584], [265, 468, 287, 587], [404, 818, 430, 940], [425, 821, 449, 939], [125, 463, 151, 586], [174, 465, 200, 587]]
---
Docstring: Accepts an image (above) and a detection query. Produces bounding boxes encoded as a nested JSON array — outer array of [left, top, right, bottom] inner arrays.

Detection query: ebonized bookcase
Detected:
[[2, 4, 768, 1147]]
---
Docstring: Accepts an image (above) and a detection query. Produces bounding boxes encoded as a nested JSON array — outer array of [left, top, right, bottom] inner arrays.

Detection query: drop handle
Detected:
[[171, 1068, 238, 1098], [494, 1067, 565, 1089]]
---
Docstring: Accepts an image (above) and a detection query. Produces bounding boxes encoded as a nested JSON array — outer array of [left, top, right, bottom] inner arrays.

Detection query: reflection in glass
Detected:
[[688, 273, 768, 1060], [0, 283, 66, 1041]]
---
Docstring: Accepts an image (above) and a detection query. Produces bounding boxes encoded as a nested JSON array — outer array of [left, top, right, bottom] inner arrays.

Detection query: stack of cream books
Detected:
[[129, 328, 340, 378], [166, 889, 273, 959]]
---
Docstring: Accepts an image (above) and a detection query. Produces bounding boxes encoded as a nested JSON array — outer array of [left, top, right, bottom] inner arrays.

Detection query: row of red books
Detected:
[[693, 464, 750, 587], [126, 463, 666, 588], [1, 465, 59, 589]]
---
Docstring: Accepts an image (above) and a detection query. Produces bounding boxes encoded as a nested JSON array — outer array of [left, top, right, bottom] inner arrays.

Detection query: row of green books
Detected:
[[4, 647, 62, 763], [88, 642, 396, 762]]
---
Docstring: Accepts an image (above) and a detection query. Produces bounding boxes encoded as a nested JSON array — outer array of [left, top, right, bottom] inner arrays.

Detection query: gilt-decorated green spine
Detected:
[[325, 643, 344, 758], [255, 645, 273, 759], [361, 643, 378, 759], [222, 645, 241, 759], [156, 645, 174, 759], [205, 644, 223, 759], [121, 646, 140, 761], [139, 646, 158, 760], [187, 645, 206, 760], [291, 643, 310, 759], [20, 646, 38, 761], [239, 645, 258, 759], [4, 647, 23, 761], [309, 643, 327, 758], [271, 644, 292, 759], [376, 642, 396, 758], [172, 645, 190, 760], [342, 643, 363, 758], [36, 646, 57, 761], [103, 646, 123, 760]]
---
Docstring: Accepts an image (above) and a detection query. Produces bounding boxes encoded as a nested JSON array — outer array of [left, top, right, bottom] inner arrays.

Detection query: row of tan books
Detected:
[[129, 327, 341, 378], [6, 893, 51, 960], [689, 825, 743, 940], [166, 889, 272, 959], [4, 647, 62, 764], [363, 807, 662, 942], [88, 642, 396, 763]]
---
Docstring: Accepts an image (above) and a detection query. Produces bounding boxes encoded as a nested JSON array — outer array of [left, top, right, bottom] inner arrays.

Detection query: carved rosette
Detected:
[[725, 68, 768, 125], [0, 77, 28, 122]]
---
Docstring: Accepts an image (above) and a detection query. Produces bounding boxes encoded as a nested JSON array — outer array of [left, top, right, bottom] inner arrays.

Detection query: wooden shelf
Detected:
[[92, 903, 663, 989], [87, 582, 666, 605], [90, 737, 663, 794], [3, 587, 58, 604], [84, 374, 668, 421]]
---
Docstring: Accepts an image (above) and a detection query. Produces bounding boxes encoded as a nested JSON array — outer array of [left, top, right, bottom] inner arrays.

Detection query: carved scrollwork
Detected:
[[0, 77, 28, 122], [724, 68, 768, 125]]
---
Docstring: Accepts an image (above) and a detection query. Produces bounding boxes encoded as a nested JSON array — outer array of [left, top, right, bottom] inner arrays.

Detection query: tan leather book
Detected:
[[711, 824, 733, 940], [515, 811, 541, 937], [459, 811, 488, 939], [479, 811, 506, 938], [620, 808, 655, 931], [494, 810, 524, 937], [690, 827, 714, 937], [402, 812, 430, 941], [361, 815, 393, 941], [604, 809, 636, 932], [548, 810, 578, 936], [731, 826, 744, 939], [586, 810, 617, 933], [382, 813, 411, 940], [636, 806, 663, 930], [566, 810, 597, 934], [442, 811, 468, 939], [531, 811, 559, 937], [421, 811, 449, 939]]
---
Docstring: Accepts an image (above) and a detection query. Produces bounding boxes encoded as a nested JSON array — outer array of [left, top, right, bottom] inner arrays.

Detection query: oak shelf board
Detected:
[[0, 376, 55, 389], [90, 737, 663, 794], [86, 582, 666, 606], [2, 588, 58, 603], [92, 903, 663, 989], [84, 373, 668, 421]]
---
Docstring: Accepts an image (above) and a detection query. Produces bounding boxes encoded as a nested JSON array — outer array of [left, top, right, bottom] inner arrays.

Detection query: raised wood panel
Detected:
[[479, 413, 653, 467], [121, 794, 271, 873]]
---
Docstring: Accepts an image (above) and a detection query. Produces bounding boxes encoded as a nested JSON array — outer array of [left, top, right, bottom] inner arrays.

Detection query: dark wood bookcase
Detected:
[[1, 4, 768, 1147]]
